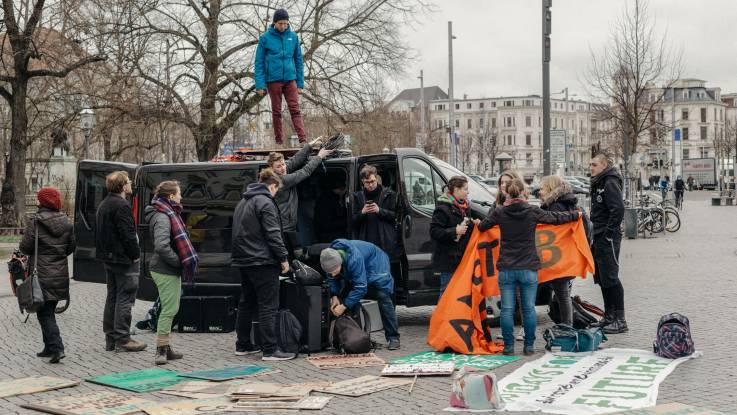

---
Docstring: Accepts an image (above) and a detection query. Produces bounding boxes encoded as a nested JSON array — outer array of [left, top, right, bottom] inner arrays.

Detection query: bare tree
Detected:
[[0, 0, 106, 226], [585, 0, 682, 178], [478, 115, 500, 177]]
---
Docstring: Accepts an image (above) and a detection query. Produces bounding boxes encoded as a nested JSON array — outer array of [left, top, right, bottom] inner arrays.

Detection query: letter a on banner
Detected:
[[428, 219, 594, 354]]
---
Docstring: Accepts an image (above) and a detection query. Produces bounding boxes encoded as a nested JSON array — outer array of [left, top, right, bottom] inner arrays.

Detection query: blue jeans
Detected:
[[352, 286, 400, 342], [438, 272, 453, 299], [499, 269, 538, 347]]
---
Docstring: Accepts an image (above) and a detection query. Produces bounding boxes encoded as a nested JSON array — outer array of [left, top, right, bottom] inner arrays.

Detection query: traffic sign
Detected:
[[674, 129, 681, 141], [550, 129, 566, 167]]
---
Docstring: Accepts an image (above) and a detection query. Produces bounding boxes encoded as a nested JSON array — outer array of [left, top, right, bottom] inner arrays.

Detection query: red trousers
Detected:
[[267, 80, 306, 144]]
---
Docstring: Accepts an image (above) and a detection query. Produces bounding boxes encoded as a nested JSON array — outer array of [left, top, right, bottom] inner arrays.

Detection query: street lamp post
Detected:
[[448, 21, 457, 167], [80, 108, 96, 159]]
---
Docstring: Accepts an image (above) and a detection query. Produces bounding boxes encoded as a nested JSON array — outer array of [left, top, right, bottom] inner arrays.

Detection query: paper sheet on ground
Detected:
[[22, 391, 152, 415], [392, 351, 520, 370], [0, 376, 79, 398], [445, 348, 700, 414]]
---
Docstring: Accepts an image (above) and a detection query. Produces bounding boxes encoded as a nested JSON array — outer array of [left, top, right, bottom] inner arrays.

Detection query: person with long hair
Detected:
[[144, 180, 199, 365], [538, 175, 590, 327], [430, 175, 480, 298], [20, 187, 75, 363], [478, 178, 580, 355], [495, 170, 524, 207]]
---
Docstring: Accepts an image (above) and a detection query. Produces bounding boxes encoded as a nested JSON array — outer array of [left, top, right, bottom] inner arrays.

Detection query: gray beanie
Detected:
[[320, 248, 342, 273]]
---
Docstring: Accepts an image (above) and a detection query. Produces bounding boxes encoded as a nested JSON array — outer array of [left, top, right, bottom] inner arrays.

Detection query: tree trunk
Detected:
[[0, 80, 29, 227]]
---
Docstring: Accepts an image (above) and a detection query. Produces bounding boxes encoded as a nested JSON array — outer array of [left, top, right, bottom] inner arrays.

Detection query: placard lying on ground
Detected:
[[381, 362, 456, 376], [161, 381, 240, 399], [230, 396, 332, 411], [610, 402, 724, 415], [392, 351, 520, 370], [178, 365, 278, 381], [87, 368, 185, 393], [316, 375, 412, 397], [307, 353, 385, 369], [0, 376, 79, 398], [493, 348, 701, 414], [140, 397, 233, 415], [22, 391, 152, 415]]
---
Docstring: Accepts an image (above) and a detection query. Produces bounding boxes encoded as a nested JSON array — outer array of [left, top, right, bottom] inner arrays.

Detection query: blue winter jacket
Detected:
[[254, 26, 304, 90], [327, 239, 394, 309]]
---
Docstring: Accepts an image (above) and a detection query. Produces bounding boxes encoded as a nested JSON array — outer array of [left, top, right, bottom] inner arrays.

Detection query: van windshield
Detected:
[[430, 157, 495, 205]]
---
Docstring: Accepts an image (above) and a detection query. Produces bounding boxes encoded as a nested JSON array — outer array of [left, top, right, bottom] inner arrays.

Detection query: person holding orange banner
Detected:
[[478, 178, 580, 356]]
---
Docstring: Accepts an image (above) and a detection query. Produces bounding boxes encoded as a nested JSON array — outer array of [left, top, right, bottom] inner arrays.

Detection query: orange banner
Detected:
[[427, 218, 594, 354]]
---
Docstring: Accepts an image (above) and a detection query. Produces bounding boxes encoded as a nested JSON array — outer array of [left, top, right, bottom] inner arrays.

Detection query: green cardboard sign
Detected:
[[87, 368, 184, 393], [392, 351, 520, 370], [179, 365, 275, 381]]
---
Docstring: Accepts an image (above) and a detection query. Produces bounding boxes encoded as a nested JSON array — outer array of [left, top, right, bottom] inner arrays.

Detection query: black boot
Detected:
[[592, 311, 615, 328], [603, 310, 628, 334]]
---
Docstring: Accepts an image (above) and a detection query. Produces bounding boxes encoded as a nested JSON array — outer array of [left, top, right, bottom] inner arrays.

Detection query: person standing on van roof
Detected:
[[20, 187, 75, 364], [320, 239, 400, 350], [255, 8, 306, 146], [95, 171, 147, 353], [269, 139, 332, 235], [144, 180, 199, 365], [232, 168, 295, 361], [351, 165, 398, 258]]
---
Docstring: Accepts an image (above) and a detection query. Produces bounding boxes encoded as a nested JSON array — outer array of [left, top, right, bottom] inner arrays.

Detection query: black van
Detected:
[[73, 148, 499, 308]]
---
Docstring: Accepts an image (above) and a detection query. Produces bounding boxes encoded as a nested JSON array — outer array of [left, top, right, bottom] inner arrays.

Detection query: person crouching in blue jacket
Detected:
[[320, 239, 400, 350]]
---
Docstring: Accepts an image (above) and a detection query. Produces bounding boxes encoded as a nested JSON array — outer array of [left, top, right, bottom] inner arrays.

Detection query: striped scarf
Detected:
[[446, 192, 469, 215], [152, 197, 199, 282]]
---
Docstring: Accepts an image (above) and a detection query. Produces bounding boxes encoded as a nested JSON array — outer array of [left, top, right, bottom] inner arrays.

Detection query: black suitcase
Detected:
[[176, 296, 236, 333], [279, 279, 330, 352]]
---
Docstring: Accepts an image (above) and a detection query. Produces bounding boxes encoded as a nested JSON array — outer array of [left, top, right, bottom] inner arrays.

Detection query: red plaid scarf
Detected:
[[152, 197, 199, 282]]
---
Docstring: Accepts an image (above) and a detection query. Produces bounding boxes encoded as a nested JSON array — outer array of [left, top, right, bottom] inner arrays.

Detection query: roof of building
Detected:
[[389, 86, 448, 106]]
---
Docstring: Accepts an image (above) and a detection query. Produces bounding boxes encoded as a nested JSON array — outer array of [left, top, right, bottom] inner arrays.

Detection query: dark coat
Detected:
[[541, 190, 591, 242], [274, 144, 322, 232], [430, 194, 474, 273], [589, 167, 625, 240], [232, 183, 288, 267], [144, 205, 182, 276], [478, 201, 578, 271], [19, 208, 75, 301], [95, 194, 140, 265], [351, 186, 398, 258]]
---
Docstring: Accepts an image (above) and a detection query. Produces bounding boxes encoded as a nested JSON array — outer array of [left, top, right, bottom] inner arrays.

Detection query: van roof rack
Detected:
[[212, 147, 302, 162]]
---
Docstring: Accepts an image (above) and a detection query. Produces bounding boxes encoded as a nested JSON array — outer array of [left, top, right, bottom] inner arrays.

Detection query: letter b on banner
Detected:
[[536, 230, 562, 268]]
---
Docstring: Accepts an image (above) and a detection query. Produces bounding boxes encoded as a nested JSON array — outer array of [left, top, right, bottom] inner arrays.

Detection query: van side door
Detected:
[[73, 160, 137, 283]]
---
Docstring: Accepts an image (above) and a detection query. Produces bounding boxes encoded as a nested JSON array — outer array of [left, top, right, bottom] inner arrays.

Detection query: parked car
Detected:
[[74, 148, 521, 310]]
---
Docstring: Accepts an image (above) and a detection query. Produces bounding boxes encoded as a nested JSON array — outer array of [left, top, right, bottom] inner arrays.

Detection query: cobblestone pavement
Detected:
[[0, 191, 734, 414]]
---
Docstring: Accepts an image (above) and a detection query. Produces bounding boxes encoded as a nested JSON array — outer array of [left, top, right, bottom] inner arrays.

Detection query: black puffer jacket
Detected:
[[589, 167, 624, 239], [430, 194, 474, 273], [19, 208, 75, 301], [95, 194, 140, 264], [478, 201, 578, 271], [231, 183, 288, 267], [352, 185, 398, 258]]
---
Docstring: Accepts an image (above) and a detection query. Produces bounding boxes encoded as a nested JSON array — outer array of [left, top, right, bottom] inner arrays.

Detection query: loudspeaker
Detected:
[[279, 279, 330, 352], [176, 296, 203, 333], [176, 296, 236, 333]]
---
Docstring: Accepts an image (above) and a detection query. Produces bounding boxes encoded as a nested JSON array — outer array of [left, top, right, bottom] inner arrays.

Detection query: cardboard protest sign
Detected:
[[306, 353, 385, 369], [496, 348, 700, 414], [0, 376, 79, 398], [392, 351, 519, 370], [22, 391, 152, 415], [87, 368, 184, 393], [140, 397, 233, 415], [316, 375, 412, 397], [381, 362, 455, 376], [428, 221, 593, 354], [178, 365, 278, 381], [231, 396, 332, 411], [161, 381, 242, 399]]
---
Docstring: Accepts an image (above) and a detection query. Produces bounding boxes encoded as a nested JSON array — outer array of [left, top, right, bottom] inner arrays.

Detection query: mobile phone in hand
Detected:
[[366, 200, 374, 205]]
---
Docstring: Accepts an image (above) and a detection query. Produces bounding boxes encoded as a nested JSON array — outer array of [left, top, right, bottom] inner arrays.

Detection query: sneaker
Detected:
[[262, 350, 296, 361], [235, 345, 262, 356], [116, 339, 147, 352], [502, 345, 515, 356], [37, 349, 53, 358], [387, 339, 401, 350], [105, 339, 115, 351], [515, 328, 524, 342], [49, 352, 65, 364], [602, 318, 629, 334], [523, 346, 535, 356]]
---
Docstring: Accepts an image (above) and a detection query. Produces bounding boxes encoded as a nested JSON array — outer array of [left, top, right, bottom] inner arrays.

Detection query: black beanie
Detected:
[[273, 9, 289, 23]]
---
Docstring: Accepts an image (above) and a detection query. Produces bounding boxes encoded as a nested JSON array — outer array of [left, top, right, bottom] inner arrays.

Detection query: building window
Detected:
[[523, 99, 533, 106], [683, 127, 689, 140], [504, 100, 514, 107], [538, 117, 541, 127], [505, 116, 515, 127], [526, 153, 533, 166], [554, 118, 557, 129], [455, 103, 460, 110], [467, 103, 472, 109], [538, 133, 541, 146], [506, 135, 513, 145], [701, 108, 707, 123], [479, 118, 484, 128], [701, 147, 709, 158], [479, 102, 484, 109], [525, 134, 532, 146], [491, 101, 496, 107], [455, 119, 460, 128], [659, 110, 664, 121], [682, 109, 688, 120], [525, 116, 531, 127], [435, 104, 445, 111], [467, 119, 472, 129], [682, 148, 689, 159], [491, 118, 497, 128], [700, 126, 707, 140]]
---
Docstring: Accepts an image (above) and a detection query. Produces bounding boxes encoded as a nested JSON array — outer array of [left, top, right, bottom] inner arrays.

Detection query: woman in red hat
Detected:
[[19, 187, 75, 363]]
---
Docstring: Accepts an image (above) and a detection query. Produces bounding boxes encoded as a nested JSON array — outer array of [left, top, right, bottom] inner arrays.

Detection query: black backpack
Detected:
[[330, 305, 372, 354], [290, 260, 323, 285], [276, 309, 303, 355], [549, 296, 599, 329]]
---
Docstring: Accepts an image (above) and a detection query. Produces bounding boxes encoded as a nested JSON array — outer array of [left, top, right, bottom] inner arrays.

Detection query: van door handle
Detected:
[[403, 215, 412, 238]]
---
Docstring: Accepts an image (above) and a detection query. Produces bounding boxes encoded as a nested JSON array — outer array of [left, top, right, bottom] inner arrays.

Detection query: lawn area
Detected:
[[0, 235, 21, 243]]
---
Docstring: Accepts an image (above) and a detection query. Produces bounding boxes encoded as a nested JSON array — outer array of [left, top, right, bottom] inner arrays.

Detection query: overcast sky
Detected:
[[395, 0, 737, 101]]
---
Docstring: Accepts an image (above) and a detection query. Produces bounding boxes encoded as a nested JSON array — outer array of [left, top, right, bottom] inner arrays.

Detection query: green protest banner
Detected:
[[391, 351, 520, 370], [610, 402, 724, 414], [87, 368, 185, 393]]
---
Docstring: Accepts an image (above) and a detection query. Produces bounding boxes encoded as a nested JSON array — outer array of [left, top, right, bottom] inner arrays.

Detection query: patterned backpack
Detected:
[[653, 313, 695, 359]]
